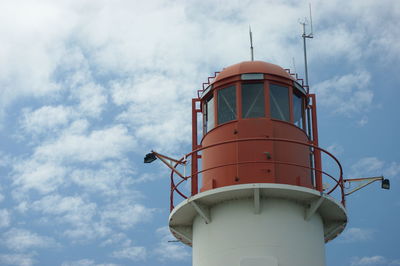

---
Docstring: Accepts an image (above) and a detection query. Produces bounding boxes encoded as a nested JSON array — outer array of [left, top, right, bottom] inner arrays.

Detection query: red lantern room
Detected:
[[195, 60, 323, 194], [200, 61, 310, 190]]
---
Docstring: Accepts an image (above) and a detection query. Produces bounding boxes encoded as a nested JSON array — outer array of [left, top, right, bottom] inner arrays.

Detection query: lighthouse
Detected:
[[147, 60, 349, 266]]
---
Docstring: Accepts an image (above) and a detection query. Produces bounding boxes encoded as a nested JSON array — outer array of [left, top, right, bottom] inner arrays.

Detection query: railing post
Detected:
[[191, 99, 199, 196], [310, 94, 323, 192]]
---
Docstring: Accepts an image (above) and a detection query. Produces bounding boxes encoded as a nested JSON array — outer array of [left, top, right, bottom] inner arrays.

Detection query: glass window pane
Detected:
[[242, 83, 265, 118], [218, 85, 236, 124], [204, 96, 214, 133], [293, 92, 304, 129], [269, 84, 290, 121]]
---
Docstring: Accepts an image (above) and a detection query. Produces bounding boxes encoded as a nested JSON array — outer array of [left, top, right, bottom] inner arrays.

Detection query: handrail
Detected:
[[169, 137, 345, 211]]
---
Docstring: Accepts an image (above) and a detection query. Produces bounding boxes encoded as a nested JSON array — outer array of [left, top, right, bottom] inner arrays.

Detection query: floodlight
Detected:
[[381, 178, 390, 190], [144, 152, 157, 164]]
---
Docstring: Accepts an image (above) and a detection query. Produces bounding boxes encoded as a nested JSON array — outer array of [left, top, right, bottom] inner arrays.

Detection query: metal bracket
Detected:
[[305, 193, 324, 221], [170, 226, 192, 244], [191, 201, 211, 224], [344, 176, 384, 196], [153, 152, 186, 179], [324, 222, 346, 242], [254, 188, 261, 214]]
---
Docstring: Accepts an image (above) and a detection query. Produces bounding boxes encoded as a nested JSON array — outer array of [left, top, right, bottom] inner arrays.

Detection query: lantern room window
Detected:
[[242, 83, 265, 118], [269, 84, 290, 122], [293, 92, 305, 129], [218, 85, 237, 124], [203, 96, 215, 133]]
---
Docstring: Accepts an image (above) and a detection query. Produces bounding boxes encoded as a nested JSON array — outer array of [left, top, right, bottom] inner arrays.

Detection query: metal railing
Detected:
[[164, 137, 345, 212]]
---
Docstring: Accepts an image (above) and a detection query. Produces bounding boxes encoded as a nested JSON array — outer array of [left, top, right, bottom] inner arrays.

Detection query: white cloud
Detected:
[[100, 233, 127, 247], [339, 227, 373, 243], [312, 24, 364, 62], [0, 0, 77, 121], [0, 209, 11, 228], [133, 172, 161, 184], [30, 193, 154, 242], [153, 226, 191, 262], [351, 255, 386, 266], [313, 0, 400, 63], [314, 71, 373, 115], [15, 202, 28, 214], [0, 152, 11, 168], [20, 105, 73, 135], [63, 223, 111, 242], [351, 157, 385, 177], [0, 253, 35, 266], [32, 194, 96, 224], [327, 143, 344, 156], [61, 259, 119, 266], [101, 199, 154, 230], [57, 47, 108, 118], [0, 184, 4, 203], [1, 228, 56, 251], [30, 194, 111, 241], [64, 119, 90, 135], [72, 83, 107, 118], [12, 123, 135, 195], [112, 75, 192, 152], [70, 160, 135, 197], [351, 157, 400, 180], [12, 161, 66, 195], [385, 162, 400, 179], [61, 259, 96, 266], [111, 246, 146, 261], [358, 116, 369, 127], [34, 124, 135, 163], [0, 2, 110, 124]]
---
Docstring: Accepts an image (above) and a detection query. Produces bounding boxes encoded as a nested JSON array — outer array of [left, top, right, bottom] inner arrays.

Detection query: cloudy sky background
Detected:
[[0, 0, 399, 265]]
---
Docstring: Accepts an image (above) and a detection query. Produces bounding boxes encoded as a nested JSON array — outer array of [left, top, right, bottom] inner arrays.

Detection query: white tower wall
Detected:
[[193, 198, 325, 266]]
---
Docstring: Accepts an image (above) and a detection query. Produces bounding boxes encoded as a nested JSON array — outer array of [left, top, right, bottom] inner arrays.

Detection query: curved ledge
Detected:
[[169, 183, 347, 246]]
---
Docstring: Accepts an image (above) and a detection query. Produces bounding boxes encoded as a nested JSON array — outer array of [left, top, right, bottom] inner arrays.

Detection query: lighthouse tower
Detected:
[[166, 61, 347, 266]]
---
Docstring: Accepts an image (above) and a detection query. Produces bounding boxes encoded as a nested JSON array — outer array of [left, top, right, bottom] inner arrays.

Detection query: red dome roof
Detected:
[[214, 61, 294, 82]]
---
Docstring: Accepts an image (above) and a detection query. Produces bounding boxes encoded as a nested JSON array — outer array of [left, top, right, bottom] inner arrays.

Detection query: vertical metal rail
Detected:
[[302, 23, 311, 91], [301, 15, 315, 188], [310, 94, 322, 191], [191, 99, 200, 196]]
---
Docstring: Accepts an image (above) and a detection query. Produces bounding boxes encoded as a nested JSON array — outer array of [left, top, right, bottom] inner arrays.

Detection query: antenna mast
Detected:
[[249, 26, 254, 61], [300, 4, 315, 187], [300, 3, 314, 93]]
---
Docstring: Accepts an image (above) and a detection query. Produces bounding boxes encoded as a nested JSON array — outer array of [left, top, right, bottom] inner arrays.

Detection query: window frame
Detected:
[[268, 82, 291, 122], [216, 83, 238, 125], [203, 94, 215, 134], [240, 81, 266, 119], [292, 88, 306, 130]]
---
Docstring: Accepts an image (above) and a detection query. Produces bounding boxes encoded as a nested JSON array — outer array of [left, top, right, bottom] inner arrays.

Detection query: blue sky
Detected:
[[0, 0, 399, 265]]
